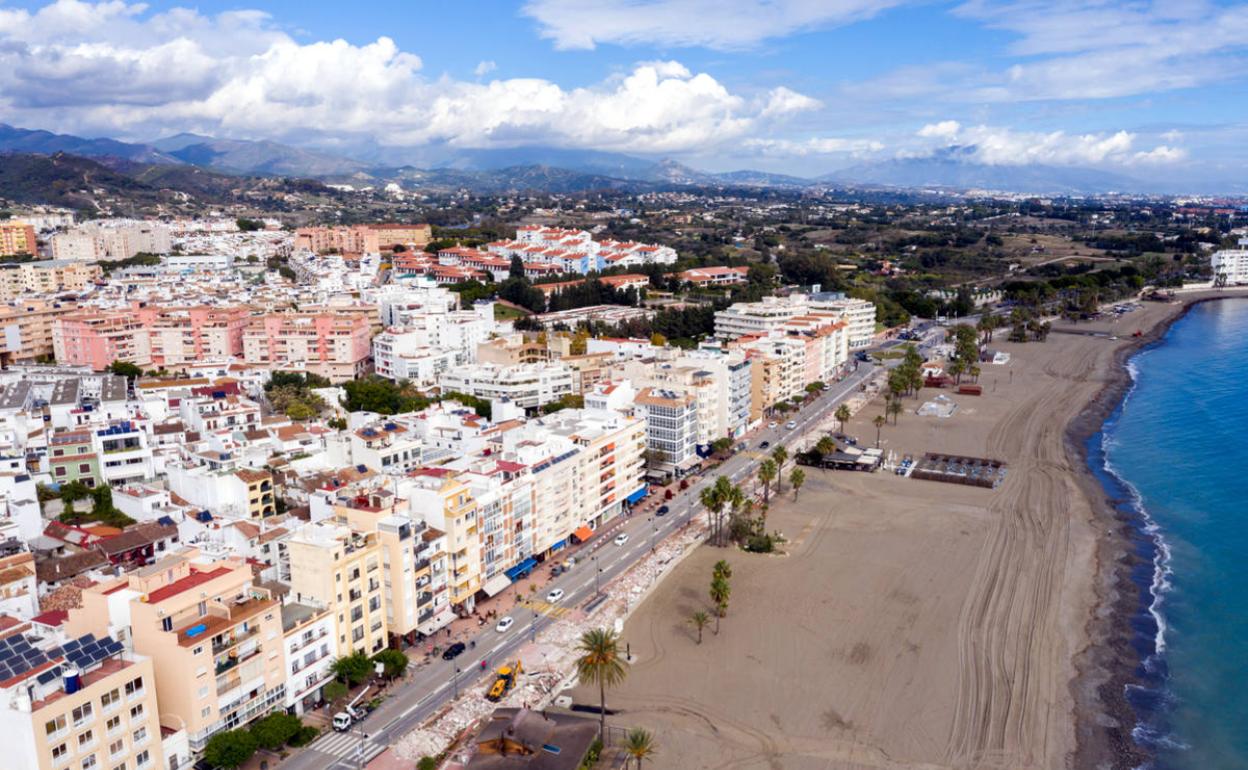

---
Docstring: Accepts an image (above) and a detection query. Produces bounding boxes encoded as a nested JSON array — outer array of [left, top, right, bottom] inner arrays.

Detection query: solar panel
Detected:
[[106, 640, 124, 655], [36, 668, 58, 685], [78, 633, 96, 646], [8, 660, 30, 677], [0, 649, 14, 663]]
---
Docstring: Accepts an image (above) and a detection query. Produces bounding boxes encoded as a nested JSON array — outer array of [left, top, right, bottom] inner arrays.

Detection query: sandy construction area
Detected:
[[575, 301, 1191, 769]]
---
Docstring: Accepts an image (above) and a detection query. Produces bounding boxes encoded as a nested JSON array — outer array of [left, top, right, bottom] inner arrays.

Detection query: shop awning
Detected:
[[417, 607, 455, 636], [625, 486, 649, 505], [505, 557, 538, 581], [572, 525, 594, 543], [550, 539, 567, 553], [480, 573, 511, 598]]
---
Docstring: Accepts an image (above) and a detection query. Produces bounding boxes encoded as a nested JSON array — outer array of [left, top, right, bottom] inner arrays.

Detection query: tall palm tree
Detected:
[[709, 577, 731, 634], [624, 727, 656, 769], [771, 445, 788, 493], [699, 484, 725, 547], [576, 628, 629, 746], [834, 403, 851, 433], [790, 468, 805, 500], [816, 435, 835, 456], [758, 459, 777, 505], [873, 414, 886, 447], [713, 559, 733, 582], [887, 398, 904, 425], [689, 611, 710, 644], [721, 484, 743, 547]]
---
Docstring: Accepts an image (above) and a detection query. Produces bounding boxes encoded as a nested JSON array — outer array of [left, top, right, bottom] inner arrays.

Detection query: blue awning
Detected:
[[550, 539, 567, 553], [505, 557, 538, 581], [625, 486, 649, 505]]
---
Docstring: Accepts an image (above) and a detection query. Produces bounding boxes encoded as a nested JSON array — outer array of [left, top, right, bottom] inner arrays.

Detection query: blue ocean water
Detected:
[[1092, 299, 1248, 769]]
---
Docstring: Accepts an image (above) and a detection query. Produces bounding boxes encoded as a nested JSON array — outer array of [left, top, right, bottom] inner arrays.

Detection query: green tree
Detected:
[[108, 361, 142, 379], [873, 414, 886, 447], [575, 628, 629, 746], [236, 218, 264, 232], [323, 680, 348, 703], [509, 254, 525, 280], [815, 435, 836, 456], [758, 459, 778, 506], [712, 559, 733, 582], [249, 712, 302, 751], [834, 403, 851, 434], [372, 648, 409, 679], [887, 397, 904, 425], [790, 468, 806, 500], [771, 446, 788, 492], [417, 758, 439, 770], [699, 476, 733, 548], [689, 610, 710, 644], [709, 577, 731, 633], [203, 729, 258, 769], [331, 652, 373, 686], [624, 727, 657, 770]]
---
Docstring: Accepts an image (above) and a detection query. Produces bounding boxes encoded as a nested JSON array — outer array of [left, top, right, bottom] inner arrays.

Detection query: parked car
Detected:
[[760, 441, 770, 449], [614, 533, 630, 546], [768, 421, 778, 429], [656, 505, 670, 516], [442, 642, 467, 660], [786, 420, 797, 429], [546, 588, 565, 603], [496, 616, 515, 633]]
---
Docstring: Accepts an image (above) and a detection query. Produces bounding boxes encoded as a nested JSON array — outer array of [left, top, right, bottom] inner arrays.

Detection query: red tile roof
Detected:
[[146, 566, 232, 603]]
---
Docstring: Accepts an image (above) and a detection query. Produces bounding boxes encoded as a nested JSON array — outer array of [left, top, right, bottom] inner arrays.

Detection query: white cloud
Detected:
[[0, 1, 819, 155], [522, 0, 904, 51], [915, 122, 1186, 166], [744, 136, 883, 157], [473, 60, 496, 78]]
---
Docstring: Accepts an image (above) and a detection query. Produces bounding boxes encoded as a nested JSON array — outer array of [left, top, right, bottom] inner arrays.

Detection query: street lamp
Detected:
[[354, 730, 371, 770], [451, 665, 461, 699], [591, 555, 602, 596], [530, 608, 538, 643]]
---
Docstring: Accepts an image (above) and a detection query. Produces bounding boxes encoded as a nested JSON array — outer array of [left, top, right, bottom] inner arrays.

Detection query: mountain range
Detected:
[[0, 122, 1217, 197]]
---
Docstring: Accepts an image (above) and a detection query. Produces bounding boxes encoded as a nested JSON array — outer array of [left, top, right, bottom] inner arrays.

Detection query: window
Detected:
[[55, 466, 67, 477], [132, 726, 147, 745], [46, 714, 68, 738], [129, 704, 143, 721], [82, 756, 98, 770], [106, 715, 121, 735], [160, 617, 172, 633], [72, 703, 93, 726], [196, 601, 206, 617], [125, 677, 144, 698], [108, 739, 124, 757], [78, 730, 95, 748], [112, 764, 127, 770], [101, 688, 121, 710], [134, 750, 150, 768], [192, 646, 203, 656], [200, 707, 210, 718], [79, 463, 91, 473], [52, 743, 69, 761], [351, 626, 364, 642]]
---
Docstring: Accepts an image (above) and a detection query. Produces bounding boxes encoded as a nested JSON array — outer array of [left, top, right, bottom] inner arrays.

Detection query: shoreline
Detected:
[[1067, 292, 1248, 770]]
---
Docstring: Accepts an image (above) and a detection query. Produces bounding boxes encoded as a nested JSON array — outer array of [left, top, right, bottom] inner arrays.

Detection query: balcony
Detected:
[[211, 622, 259, 654]]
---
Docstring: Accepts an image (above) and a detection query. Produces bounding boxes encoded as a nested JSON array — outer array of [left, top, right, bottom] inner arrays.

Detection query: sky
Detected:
[[0, 0, 1246, 182]]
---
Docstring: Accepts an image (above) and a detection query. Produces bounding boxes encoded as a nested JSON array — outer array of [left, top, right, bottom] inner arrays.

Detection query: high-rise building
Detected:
[[0, 222, 38, 258]]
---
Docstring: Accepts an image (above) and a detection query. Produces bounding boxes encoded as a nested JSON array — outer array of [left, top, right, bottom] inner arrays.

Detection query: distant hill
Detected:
[[822, 147, 1144, 195], [152, 135, 369, 176], [0, 124, 178, 165]]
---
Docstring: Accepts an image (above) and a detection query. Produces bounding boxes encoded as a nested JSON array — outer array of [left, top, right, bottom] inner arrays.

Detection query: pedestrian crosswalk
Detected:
[[524, 600, 570, 618], [309, 730, 385, 761]]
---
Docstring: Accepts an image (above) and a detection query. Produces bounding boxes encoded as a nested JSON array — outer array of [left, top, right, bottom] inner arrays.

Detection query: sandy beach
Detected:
[[573, 296, 1230, 770]]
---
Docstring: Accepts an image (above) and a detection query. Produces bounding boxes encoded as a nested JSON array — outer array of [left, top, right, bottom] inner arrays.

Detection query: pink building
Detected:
[[53, 311, 152, 370], [52, 305, 253, 371], [242, 311, 374, 382]]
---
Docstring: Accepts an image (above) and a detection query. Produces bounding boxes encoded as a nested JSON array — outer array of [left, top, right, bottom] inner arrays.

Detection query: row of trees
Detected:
[[575, 627, 657, 768], [265, 371, 331, 420]]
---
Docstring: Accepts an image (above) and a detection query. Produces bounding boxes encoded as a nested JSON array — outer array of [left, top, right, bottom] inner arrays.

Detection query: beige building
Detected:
[[403, 473, 481, 613], [0, 299, 76, 365], [66, 553, 287, 753], [0, 221, 38, 257], [0, 628, 165, 770], [287, 523, 389, 656], [0, 260, 101, 300]]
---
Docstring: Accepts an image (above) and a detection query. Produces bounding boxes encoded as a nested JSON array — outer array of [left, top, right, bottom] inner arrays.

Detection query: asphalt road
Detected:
[[283, 362, 879, 770]]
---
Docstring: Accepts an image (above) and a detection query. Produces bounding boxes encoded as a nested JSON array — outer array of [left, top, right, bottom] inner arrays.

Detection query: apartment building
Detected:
[[632, 388, 699, 477], [0, 221, 38, 257], [53, 312, 152, 371], [0, 630, 164, 770], [676, 265, 750, 287], [351, 420, 424, 475], [0, 299, 76, 365], [146, 307, 251, 367], [438, 362, 575, 410], [402, 472, 481, 614], [714, 295, 811, 339], [66, 553, 286, 753], [166, 465, 275, 520], [47, 429, 103, 489], [93, 421, 155, 487], [673, 349, 753, 438], [0, 261, 101, 301], [48, 231, 101, 261], [280, 602, 335, 715], [295, 224, 432, 254], [287, 523, 389, 656], [535, 408, 647, 528], [808, 294, 877, 349], [1212, 237, 1248, 285], [0, 545, 38, 619], [242, 312, 373, 383], [457, 461, 534, 598], [52, 222, 171, 261]]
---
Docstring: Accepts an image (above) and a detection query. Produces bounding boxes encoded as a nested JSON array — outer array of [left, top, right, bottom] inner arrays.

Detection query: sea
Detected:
[[1088, 298, 1248, 769]]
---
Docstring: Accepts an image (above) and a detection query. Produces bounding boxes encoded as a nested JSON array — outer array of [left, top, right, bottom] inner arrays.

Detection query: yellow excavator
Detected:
[[486, 660, 523, 702]]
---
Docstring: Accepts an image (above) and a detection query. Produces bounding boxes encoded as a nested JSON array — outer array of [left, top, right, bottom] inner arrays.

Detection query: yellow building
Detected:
[[66, 553, 287, 754], [0, 260, 101, 300], [0, 630, 165, 770], [404, 472, 481, 613], [0, 222, 37, 257], [287, 523, 389, 656], [0, 299, 76, 364]]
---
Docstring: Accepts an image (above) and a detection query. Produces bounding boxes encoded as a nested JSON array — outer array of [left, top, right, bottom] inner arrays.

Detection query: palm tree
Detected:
[[790, 468, 805, 500], [721, 484, 743, 547], [713, 559, 733, 582], [758, 459, 777, 505], [624, 727, 657, 769], [834, 403, 851, 433], [709, 577, 731, 634], [873, 414, 886, 447], [887, 397, 904, 425], [771, 446, 788, 492], [575, 628, 629, 745], [815, 435, 835, 456], [699, 483, 725, 546], [689, 611, 710, 644]]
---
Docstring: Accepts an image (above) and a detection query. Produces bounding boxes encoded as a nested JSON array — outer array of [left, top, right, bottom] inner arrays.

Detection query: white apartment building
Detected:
[[53, 221, 172, 261], [633, 387, 700, 477], [49, 230, 102, 261], [373, 335, 458, 386], [165, 253, 234, 272], [809, 293, 877, 349], [350, 419, 425, 475], [714, 295, 811, 338], [675, 348, 754, 439], [438, 362, 574, 410], [1212, 238, 1248, 285], [280, 602, 336, 715]]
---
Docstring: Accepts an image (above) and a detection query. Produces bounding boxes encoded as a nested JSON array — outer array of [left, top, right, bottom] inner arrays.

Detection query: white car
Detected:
[[768, 421, 778, 429], [495, 616, 515, 633], [546, 588, 565, 603], [786, 420, 797, 429], [614, 533, 630, 546]]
